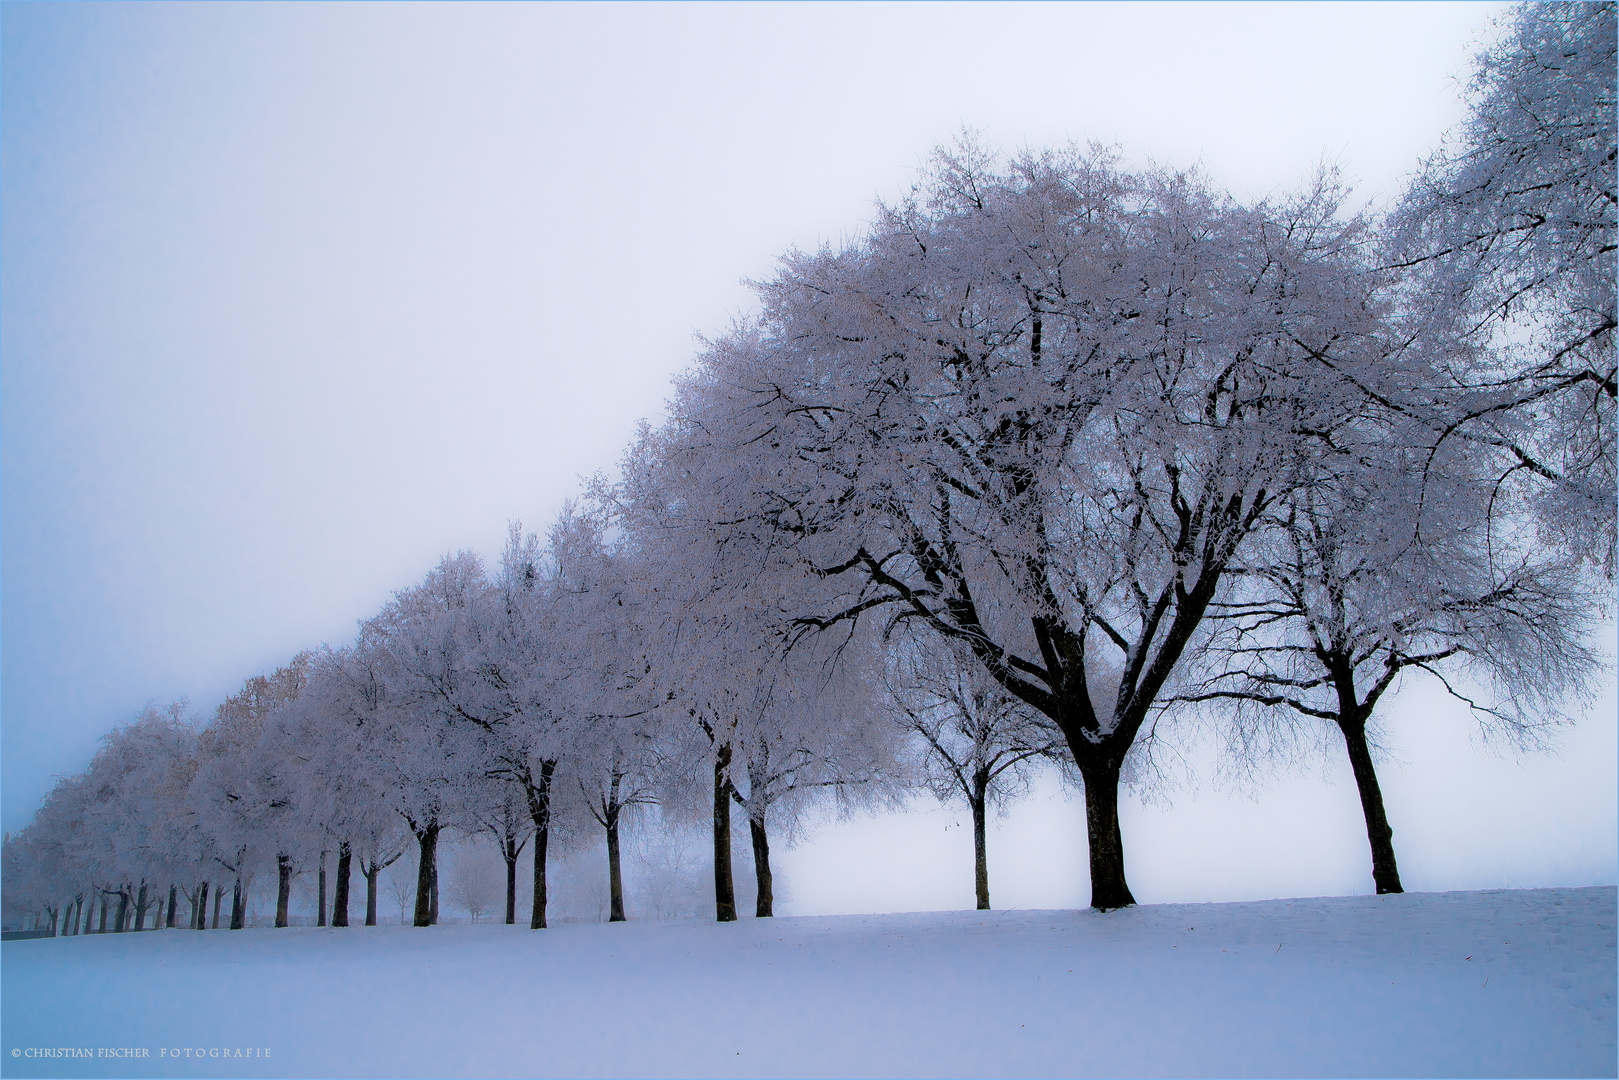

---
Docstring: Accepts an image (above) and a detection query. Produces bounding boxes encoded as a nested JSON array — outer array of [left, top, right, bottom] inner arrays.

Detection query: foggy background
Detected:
[[4, 1, 1613, 915]]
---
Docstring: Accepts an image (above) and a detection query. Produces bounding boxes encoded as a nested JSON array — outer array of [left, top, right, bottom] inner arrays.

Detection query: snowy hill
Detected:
[[3, 886, 1613, 1078]]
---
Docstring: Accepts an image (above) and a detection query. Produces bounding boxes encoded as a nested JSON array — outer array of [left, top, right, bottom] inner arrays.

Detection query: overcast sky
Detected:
[[3, 1, 1612, 908]]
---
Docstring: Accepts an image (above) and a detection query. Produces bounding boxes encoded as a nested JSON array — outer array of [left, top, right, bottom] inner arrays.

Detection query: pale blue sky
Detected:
[[5, 1, 1611, 906]]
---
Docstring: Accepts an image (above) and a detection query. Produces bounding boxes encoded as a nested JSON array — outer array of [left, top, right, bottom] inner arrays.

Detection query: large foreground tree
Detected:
[[653, 144, 1417, 908]]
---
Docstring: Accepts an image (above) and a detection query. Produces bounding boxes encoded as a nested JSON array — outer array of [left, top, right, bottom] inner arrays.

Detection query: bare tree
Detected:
[[885, 634, 1066, 909]]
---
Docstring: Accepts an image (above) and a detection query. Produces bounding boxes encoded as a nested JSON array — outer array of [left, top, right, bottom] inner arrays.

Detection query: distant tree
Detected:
[[885, 634, 1066, 910], [447, 845, 499, 924]]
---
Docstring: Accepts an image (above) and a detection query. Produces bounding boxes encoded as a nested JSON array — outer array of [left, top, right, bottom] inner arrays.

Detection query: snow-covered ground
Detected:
[[3, 886, 1613, 1079]]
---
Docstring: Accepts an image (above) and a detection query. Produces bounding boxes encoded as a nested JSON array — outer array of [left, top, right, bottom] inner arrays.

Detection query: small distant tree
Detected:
[[447, 846, 499, 924], [885, 634, 1066, 910]]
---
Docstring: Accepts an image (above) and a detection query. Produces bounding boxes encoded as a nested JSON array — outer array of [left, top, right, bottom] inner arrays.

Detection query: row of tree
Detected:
[[4, 0, 1612, 931]]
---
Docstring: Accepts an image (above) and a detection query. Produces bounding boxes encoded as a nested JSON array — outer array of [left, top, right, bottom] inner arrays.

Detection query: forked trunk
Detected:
[[276, 855, 293, 928], [712, 744, 737, 922], [333, 844, 352, 927], [970, 780, 990, 911], [1078, 757, 1135, 910], [413, 823, 440, 927], [1337, 715, 1403, 895], [115, 889, 130, 932], [749, 812, 773, 918]]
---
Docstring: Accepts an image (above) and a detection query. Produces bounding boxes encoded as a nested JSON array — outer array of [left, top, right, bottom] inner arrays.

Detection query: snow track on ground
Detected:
[[3, 886, 1613, 1078]]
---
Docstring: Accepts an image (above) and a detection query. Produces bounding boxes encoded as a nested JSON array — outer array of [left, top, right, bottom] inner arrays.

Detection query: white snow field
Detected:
[[3, 886, 1613, 1079]]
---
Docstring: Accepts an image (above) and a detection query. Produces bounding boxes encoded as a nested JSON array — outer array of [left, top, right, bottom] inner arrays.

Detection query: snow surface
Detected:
[[3, 886, 1613, 1079]]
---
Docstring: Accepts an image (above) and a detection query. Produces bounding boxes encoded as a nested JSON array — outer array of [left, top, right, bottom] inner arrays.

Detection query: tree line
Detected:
[[4, 1, 1612, 933]]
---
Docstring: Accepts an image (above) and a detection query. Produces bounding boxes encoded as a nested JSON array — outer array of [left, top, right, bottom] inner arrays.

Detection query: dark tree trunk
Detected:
[[527, 759, 556, 930], [970, 779, 991, 911], [606, 806, 626, 923], [1077, 758, 1135, 910], [713, 744, 737, 922], [98, 895, 108, 933], [194, 882, 208, 930], [749, 812, 773, 918], [333, 844, 352, 927], [1337, 715, 1404, 895], [166, 884, 178, 928], [134, 881, 151, 929], [502, 838, 519, 925], [276, 855, 293, 928], [115, 889, 130, 932], [413, 822, 439, 927], [317, 850, 328, 927], [213, 884, 224, 929], [429, 858, 439, 925], [531, 820, 550, 929], [364, 866, 380, 926], [230, 875, 245, 930]]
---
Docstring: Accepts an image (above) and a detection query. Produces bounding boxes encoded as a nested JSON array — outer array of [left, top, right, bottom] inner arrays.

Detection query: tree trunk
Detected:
[[606, 806, 626, 923], [166, 884, 178, 928], [364, 866, 380, 927], [1078, 758, 1135, 910], [970, 780, 991, 911], [230, 875, 245, 930], [749, 811, 773, 918], [527, 760, 556, 930], [98, 895, 109, 933], [1337, 716, 1404, 895], [502, 839, 518, 925], [333, 844, 352, 927], [135, 881, 152, 929], [531, 819, 550, 929], [413, 822, 439, 927], [317, 850, 328, 927], [429, 858, 439, 925], [713, 744, 737, 922], [115, 889, 130, 932], [194, 882, 208, 930], [276, 855, 293, 928], [212, 884, 223, 929]]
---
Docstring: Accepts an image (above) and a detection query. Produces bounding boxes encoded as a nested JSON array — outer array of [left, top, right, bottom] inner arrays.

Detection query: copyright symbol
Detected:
[[12, 1048, 19, 1057]]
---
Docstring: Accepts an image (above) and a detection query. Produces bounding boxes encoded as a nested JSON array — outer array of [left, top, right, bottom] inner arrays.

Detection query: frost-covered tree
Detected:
[[615, 447, 904, 920], [352, 554, 506, 926], [191, 658, 310, 929], [649, 143, 1413, 908], [1386, 1, 1616, 573], [1182, 435, 1602, 893]]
